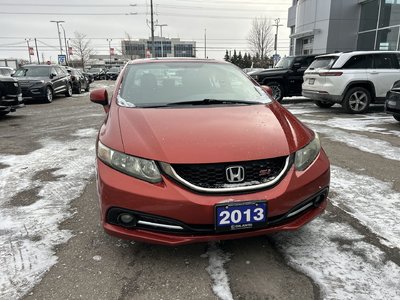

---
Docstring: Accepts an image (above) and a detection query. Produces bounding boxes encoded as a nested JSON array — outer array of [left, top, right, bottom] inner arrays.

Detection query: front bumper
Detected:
[[96, 151, 330, 245], [21, 85, 46, 98], [302, 90, 342, 103], [0, 94, 24, 112], [385, 92, 400, 115]]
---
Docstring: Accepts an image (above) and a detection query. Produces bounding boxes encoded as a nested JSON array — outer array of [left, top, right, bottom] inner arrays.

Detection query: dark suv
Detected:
[[13, 65, 72, 103], [0, 74, 24, 116], [250, 55, 317, 101]]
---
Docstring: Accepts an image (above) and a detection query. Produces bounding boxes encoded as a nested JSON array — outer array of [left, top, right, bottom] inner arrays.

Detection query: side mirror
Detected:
[[261, 85, 273, 98], [50, 73, 57, 78], [90, 88, 109, 106], [292, 62, 301, 70]]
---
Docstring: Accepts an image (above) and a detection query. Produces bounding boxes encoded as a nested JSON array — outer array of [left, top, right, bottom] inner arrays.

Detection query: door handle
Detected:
[[369, 71, 379, 75]]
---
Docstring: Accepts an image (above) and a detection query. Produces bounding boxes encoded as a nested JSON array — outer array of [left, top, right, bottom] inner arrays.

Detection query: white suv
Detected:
[[302, 51, 400, 113]]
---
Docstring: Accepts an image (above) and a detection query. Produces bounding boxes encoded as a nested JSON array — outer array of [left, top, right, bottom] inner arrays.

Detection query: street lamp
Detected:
[[59, 23, 69, 66], [50, 20, 65, 56], [106, 38, 112, 66], [155, 24, 167, 57]]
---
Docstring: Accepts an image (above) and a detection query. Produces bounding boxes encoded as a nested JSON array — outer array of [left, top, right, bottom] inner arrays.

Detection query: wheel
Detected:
[[0, 111, 10, 116], [76, 83, 82, 94], [65, 83, 72, 97], [265, 81, 283, 102], [393, 114, 400, 122], [44, 86, 53, 103], [314, 100, 335, 108], [85, 83, 90, 92], [342, 87, 371, 114]]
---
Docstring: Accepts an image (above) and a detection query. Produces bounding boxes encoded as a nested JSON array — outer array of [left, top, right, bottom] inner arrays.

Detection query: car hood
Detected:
[[116, 103, 313, 164], [252, 68, 288, 76], [14, 76, 48, 82]]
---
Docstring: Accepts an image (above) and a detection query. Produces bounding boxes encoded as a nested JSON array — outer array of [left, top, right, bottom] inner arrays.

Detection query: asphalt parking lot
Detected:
[[1, 82, 399, 300]]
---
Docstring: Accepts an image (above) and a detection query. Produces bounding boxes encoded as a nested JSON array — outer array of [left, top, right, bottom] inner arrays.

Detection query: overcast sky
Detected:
[[0, 0, 292, 63]]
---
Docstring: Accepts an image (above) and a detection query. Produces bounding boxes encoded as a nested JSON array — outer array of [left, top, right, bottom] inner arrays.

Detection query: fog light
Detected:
[[118, 213, 136, 227]]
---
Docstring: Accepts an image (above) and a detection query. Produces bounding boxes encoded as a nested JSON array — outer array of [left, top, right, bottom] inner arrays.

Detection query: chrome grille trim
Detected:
[[137, 220, 184, 230], [160, 156, 291, 193]]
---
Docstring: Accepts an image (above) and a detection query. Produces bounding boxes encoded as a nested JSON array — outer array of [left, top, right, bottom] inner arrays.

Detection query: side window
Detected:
[[342, 55, 372, 69], [50, 67, 57, 76], [373, 54, 397, 69]]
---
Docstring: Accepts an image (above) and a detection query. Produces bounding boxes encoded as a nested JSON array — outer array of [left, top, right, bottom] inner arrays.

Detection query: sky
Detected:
[[0, 0, 292, 63]]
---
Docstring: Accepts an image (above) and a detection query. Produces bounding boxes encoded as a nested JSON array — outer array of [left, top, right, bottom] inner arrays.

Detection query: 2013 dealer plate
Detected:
[[215, 201, 267, 232]]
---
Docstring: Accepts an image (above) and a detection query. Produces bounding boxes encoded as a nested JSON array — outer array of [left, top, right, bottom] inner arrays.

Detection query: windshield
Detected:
[[275, 57, 294, 69], [13, 67, 50, 77], [308, 57, 338, 70], [119, 62, 272, 107]]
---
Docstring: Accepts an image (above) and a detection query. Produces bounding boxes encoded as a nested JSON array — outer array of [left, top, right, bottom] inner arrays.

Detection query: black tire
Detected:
[[393, 114, 400, 122], [265, 81, 284, 102], [44, 86, 53, 103], [85, 83, 90, 92], [65, 83, 72, 97], [315, 100, 335, 108], [0, 111, 10, 116], [76, 83, 82, 94], [342, 87, 371, 114]]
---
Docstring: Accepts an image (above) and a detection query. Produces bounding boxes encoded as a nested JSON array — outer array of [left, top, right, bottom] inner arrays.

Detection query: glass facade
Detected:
[[357, 0, 400, 50]]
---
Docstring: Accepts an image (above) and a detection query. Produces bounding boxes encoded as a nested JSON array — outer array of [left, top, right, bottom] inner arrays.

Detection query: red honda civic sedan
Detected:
[[90, 58, 330, 246]]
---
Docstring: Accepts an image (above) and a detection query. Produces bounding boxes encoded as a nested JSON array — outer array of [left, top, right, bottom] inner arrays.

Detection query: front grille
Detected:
[[1, 81, 20, 95], [171, 156, 288, 190]]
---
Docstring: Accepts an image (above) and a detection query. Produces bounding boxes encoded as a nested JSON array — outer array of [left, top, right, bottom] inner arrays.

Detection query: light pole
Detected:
[[106, 38, 112, 66], [50, 20, 65, 56], [204, 28, 207, 59], [155, 24, 167, 57], [150, 0, 155, 57], [59, 23, 69, 65], [25, 38, 32, 63]]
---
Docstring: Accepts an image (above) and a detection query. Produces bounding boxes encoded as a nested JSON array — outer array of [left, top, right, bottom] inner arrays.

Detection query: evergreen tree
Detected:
[[237, 51, 243, 68], [224, 50, 230, 62]]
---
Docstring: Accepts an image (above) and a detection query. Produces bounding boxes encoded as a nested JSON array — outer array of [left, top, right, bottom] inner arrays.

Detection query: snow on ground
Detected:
[[331, 166, 400, 249], [274, 215, 400, 300], [0, 129, 97, 299], [205, 242, 233, 300], [303, 122, 400, 161]]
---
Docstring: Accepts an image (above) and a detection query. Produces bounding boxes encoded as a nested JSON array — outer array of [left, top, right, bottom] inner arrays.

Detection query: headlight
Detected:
[[294, 133, 321, 171], [97, 141, 162, 183]]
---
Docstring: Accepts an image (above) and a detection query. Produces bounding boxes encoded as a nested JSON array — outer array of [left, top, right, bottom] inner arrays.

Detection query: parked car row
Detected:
[[250, 51, 400, 121], [0, 68, 24, 116], [86, 66, 122, 80]]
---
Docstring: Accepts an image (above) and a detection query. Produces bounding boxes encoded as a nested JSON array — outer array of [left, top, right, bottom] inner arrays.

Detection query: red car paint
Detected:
[[91, 58, 330, 246]]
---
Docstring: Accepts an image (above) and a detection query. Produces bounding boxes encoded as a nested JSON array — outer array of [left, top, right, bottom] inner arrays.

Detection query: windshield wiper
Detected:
[[165, 99, 262, 106]]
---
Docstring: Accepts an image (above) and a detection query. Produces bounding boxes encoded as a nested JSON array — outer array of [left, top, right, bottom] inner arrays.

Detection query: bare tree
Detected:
[[70, 32, 94, 70], [247, 17, 274, 60]]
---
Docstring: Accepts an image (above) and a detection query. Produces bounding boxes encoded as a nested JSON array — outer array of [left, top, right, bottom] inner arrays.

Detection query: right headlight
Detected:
[[97, 141, 162, 183], [294, 133, 321, 171]]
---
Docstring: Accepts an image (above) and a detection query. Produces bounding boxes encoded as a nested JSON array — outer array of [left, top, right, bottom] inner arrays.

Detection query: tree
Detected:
[[70, 32, 94, 70], [224, 50, 230, 61], [247, 17, 274, 60]]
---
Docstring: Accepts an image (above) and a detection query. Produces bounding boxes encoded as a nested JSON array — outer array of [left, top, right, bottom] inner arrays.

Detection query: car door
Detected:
[[368, 53, 399, 101], [50, 67, 63, 93], [288, 56, 315, 96], [55, 66, 69, 93]]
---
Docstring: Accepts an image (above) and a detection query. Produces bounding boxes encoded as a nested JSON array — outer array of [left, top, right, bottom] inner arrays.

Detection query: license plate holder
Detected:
[[215, 201, 267, 232], [309, 78, 315, 85]]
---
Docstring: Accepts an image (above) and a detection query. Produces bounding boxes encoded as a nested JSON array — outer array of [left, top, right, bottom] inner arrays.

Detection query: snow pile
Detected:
[[205, 242, 233, 300], [0, 129, 97, 299], [274, 216, 400, 300]]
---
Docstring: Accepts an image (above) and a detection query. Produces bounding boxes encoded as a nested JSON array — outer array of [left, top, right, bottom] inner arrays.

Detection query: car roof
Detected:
[[127, 58, 227, 65]]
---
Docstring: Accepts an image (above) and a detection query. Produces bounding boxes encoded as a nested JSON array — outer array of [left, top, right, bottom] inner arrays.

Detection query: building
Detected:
[[121, 37, 196, 59], [288, 0, 400, 55]]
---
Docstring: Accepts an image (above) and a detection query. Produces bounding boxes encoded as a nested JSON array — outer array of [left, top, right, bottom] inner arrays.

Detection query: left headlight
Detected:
[[97, 141, 162, 183], [294, 133, 321, 171]]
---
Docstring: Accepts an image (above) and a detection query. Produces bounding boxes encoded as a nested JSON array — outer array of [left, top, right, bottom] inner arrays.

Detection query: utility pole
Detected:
[[155, 24, 167, 57], [50, 20, 65, 56], [34, 38, 40, 64], [25, 38, 32, 63], [273, 18, 283, 56], [150, 0, 155, 57], [204, 28, 207, 59], [106, 38, 112, 66], [60, 23, 69, 65]]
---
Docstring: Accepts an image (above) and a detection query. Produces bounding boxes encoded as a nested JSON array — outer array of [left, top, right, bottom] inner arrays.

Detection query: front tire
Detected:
[[0, 111, 10, 116], [342, 87, 371, 114], [85, 83, 90, 92], [76, 83, 82, 94], [44, 86, 53, 103], [315, 100, 335, 108], [65, 83, 72, 97], [265, 81, 284, 102], [393, 114, 400, 122]]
